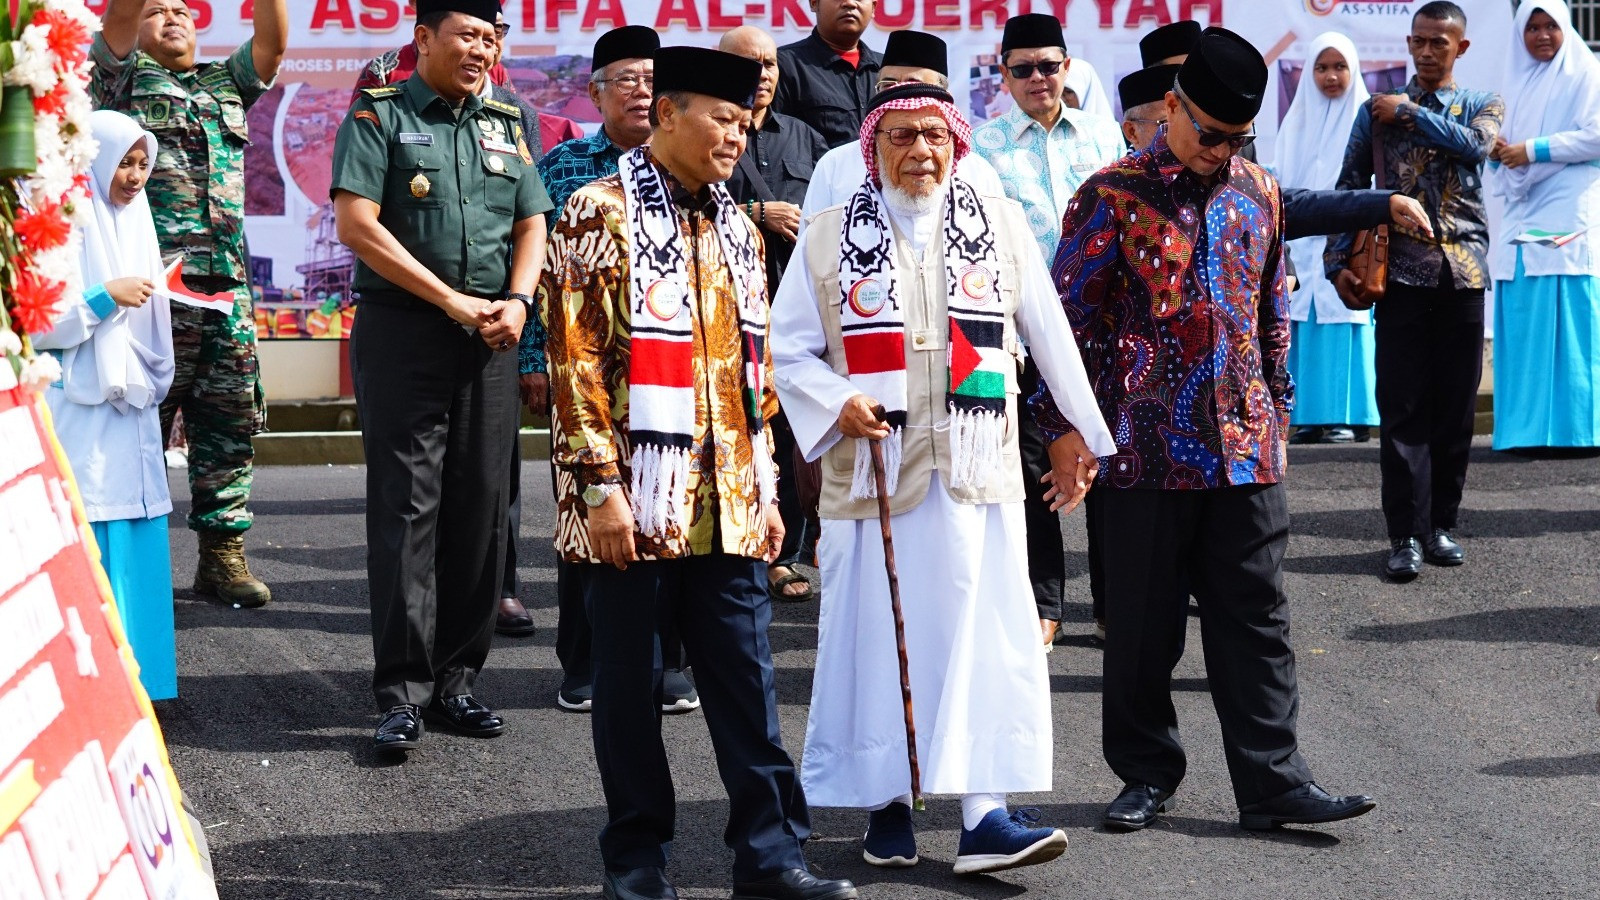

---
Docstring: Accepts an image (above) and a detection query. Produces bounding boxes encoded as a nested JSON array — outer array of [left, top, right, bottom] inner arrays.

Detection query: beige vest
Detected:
[[806, 192, 1035, 521]]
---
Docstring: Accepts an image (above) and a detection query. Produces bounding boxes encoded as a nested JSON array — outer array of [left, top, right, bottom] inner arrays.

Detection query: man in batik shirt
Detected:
[[1037, 27, 1376, 836], [543, 46, 855, 900], [1325, 1, 1503, 582]]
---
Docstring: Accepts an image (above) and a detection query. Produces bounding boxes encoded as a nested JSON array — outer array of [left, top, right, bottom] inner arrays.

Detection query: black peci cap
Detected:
[[1001, 14, 1066, 55], [416, 0, 500, 25], [592, 25, 659, 72], [1118, 63, 1181, 111], [1175, 27, 1267, 125], [865, 82, 955, 117], [1139, 19, 1202, 67], [881, 30, 948, 75], [653, 47, 762, 109]]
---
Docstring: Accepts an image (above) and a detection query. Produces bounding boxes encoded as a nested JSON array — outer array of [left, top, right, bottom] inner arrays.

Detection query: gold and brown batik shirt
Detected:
[[542, 163, 779, 563]]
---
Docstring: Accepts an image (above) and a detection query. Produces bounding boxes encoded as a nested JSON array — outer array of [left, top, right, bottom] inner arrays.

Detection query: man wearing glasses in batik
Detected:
[[1038, 27, 1378, 836]]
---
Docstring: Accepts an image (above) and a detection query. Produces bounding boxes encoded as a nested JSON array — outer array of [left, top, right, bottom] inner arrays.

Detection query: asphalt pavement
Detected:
[[155, 439, 1600, 899]]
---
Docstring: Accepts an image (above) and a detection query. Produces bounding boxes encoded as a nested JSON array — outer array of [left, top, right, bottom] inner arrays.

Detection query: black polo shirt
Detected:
[[773, 29, 882, 149], [725, 111, 828, 288]]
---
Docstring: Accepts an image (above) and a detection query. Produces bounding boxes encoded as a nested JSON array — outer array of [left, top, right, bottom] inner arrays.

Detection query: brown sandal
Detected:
[[768, 564, 815, 602]]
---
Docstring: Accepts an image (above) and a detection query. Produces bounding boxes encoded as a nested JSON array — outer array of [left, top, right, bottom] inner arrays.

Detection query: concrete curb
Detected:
[[255, 429, 553, 467]]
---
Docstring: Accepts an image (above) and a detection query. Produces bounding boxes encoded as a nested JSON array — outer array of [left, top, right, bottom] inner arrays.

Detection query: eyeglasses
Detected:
[[1175, 92, 1255, 149], [493, 24, 510, 38], [596, 73, 653, 93], [876, 126, 953, 147], [1005, 59, 1065, 79], [1125, 116, 1167, 126]]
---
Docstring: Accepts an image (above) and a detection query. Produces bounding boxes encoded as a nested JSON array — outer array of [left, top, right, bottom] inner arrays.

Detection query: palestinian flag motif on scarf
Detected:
[[619, 147, 774, 537], [837, 176, 1010, 498]]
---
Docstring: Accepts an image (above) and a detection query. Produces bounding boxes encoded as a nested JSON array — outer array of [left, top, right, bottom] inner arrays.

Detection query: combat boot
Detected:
[[194, 532, 272, 608]]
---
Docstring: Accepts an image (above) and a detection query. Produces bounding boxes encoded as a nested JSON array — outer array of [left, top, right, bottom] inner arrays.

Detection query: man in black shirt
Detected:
[[773, 0, 881, 147]]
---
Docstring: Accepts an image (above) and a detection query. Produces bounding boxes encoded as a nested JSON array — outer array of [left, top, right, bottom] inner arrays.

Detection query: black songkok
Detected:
[[653, 47, 762, 109], [416, 0, 500, 26], [865, 82, 955, 117], [1139, 19, 1203, 67], [1001, 14, 1066, 55], [592, 25, 659, 72], [1118, 64, 1181, 111], [1175, 27, 1267, 126], [882, 30, 948, 75]]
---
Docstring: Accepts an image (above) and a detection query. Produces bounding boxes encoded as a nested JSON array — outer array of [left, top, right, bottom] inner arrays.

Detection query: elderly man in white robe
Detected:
[[771, 83, 1115, 878]]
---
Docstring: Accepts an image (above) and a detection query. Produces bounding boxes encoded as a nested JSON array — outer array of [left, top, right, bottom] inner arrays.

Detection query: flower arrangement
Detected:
[[1, 0, 99, 391]]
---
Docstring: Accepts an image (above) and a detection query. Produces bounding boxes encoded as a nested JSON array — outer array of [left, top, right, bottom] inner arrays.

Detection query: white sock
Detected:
[[870, 793, 914, 812], [960, 792, 1006, 830]]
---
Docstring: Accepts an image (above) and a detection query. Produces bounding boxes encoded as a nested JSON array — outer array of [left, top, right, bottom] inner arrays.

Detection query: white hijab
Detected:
[[1275, 33, 1369, 193], [75, 110, 173, 412], [1276, 35, 1370, 325], [1494, 0, 1600, 203], [1064, 57, 1113, 119]]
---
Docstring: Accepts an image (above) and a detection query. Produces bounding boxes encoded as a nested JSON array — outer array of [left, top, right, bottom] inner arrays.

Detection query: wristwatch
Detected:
[[583, 483, 622, 508], [506, 291, 535, 314]]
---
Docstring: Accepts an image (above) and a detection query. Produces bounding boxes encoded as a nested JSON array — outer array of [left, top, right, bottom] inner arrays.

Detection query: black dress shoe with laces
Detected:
[[731, 868, 858, 900], [602, 867, 678, 900], [373, 705, 422, 752], [1102, 783, 1174, 832], [1238, 782, 1376, 830], [424, 694, 505, 736], [1384, 537, 1423, 582], [1424, 529, 1464, 566]]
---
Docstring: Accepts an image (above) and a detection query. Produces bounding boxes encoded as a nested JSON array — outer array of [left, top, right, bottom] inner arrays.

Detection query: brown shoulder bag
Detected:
[[1343, 120, 1388, 310]]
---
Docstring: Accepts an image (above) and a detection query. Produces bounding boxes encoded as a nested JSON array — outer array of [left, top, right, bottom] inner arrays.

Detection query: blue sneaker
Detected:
[[862, 802, 918, 867], [952, 808, 1067, 875]]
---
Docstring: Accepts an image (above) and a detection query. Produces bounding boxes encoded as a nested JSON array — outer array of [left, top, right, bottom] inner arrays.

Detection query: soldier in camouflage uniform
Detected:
[[91, 0, 289, 608]]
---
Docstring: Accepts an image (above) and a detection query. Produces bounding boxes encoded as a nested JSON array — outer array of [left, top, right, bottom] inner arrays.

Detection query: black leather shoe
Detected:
[[373, 705, 422, 752], [424, 694, 505, 736], [1102, 783, 1174, 832], [1424, 529, 1464, 566], [495, 596, 537, 636], [602, 867, 677, 900], [1239, 782, 1376, 830], [731, 868, 858, 900], [1384, 537, 1423, 582]]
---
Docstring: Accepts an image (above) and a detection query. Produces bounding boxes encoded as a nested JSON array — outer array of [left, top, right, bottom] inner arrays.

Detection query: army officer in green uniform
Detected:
[[92, 0, 288, 609], [330, 0, 553, 753]]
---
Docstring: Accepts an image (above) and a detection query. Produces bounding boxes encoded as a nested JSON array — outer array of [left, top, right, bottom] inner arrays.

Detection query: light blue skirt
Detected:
[[1288, 304, 1379, 427], [1493, 251, 1600, 450], [91, 516, 177, 700]]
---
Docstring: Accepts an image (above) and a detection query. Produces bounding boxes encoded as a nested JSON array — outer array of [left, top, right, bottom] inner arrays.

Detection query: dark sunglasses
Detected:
[[1005, 59, 1064, 79], [1175, 91, 1256, 150]]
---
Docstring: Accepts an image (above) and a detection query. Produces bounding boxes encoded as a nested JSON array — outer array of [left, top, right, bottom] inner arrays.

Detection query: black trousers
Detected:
[[1374, 275, 1485, 540], [769, 409, 809, 565], [502, 432, 520, 599], [585, 554, 810, 879], [1018, 358, 1066, 620], [1085, 490, 1106, 624], [1097, 484, 1311, 806], [351, 302, 518, 711]]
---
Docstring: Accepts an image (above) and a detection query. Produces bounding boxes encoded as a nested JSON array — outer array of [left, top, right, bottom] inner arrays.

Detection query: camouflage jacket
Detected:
[[90, 36, 273, 289]]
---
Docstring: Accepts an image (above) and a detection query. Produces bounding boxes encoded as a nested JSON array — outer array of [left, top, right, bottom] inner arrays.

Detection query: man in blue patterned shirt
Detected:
[[1036, 27, 1376, 836], [1325, 1, 1504, 583], [970, 13, 1125, 651]]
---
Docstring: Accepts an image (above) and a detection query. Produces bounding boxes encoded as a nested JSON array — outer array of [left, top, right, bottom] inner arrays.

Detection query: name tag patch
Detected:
[[397, 132, 434, 145], [480, 138, 518, 155]]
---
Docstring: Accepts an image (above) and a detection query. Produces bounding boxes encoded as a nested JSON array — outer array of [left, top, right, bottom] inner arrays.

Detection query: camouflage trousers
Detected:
[[158, 276, 266, 534]]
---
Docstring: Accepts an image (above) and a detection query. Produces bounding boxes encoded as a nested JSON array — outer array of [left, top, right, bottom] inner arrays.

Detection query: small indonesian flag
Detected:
[[159, 259, 235, 314]]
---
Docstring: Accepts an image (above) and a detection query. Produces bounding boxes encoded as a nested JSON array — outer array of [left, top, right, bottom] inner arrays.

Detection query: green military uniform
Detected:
[[330, 73, 553, 711], [90, 36, 269, 536]]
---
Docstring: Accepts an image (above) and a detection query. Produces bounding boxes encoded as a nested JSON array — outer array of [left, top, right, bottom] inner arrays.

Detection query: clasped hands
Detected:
[[443, 292, 525, 352]]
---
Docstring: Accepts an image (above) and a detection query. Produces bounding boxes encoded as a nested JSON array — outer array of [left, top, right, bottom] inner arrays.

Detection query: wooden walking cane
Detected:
[[868, 405, 924, 811]]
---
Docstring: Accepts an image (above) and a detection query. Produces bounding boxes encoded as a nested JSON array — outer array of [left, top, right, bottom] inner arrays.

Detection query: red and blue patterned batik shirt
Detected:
[[1031, 130, 1293, 490]]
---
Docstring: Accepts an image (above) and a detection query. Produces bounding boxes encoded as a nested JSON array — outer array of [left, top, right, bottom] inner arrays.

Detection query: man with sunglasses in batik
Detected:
[[1037, 26, 1378, 835]]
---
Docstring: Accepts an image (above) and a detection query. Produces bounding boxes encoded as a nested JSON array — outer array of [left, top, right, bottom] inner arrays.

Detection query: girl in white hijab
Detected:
[[34, 109, 178, 700], [1062, 56, 1113, 119], [1274, 32, 1376, 444], [1489, 0, 1600, 451]]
